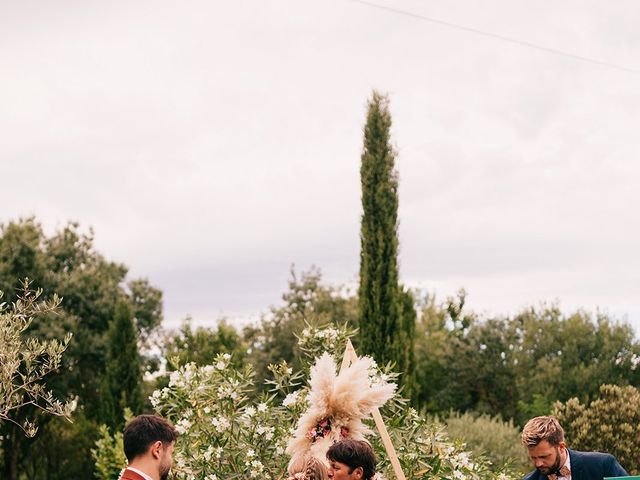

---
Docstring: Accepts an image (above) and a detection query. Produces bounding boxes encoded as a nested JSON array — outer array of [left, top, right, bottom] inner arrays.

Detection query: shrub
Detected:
[[0, 282, 73, 437], [94, 324, 521, 480], [443, 411, 530, 474], [554, 384, 640, 475]]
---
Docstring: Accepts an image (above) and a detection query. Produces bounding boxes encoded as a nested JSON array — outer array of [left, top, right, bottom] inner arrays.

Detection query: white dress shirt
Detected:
[[126, 466, 154, 480]]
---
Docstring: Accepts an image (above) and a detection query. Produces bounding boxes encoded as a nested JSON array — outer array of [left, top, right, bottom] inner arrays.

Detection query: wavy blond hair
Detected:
[[287, 455, 328, 480], [521, 416, 564, 447]]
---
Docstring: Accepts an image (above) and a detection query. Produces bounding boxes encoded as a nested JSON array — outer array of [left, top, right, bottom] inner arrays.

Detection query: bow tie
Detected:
[[548, 465, 571, 480]]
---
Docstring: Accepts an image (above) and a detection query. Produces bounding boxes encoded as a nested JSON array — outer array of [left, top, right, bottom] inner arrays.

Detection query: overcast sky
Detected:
[[2, 0, 639, 332]]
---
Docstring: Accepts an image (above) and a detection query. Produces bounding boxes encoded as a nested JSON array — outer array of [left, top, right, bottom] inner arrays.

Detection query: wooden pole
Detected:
[[339, 340, 406, 480]]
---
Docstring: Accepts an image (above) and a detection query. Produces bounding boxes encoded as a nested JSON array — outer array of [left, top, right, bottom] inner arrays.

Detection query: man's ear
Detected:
[[150, 440, 163, 460], [353, 466, 364, 479]]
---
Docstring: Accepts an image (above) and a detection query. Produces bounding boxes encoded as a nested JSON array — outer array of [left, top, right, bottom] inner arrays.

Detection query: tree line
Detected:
[[1, 92, 639, 478]]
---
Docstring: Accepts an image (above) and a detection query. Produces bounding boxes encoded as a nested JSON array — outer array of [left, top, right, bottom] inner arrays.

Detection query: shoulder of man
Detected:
[[570, 449, 615, 463], [522, 469, 540, 480], [569, 449, 628, 475], [119, 468, 148, 480]]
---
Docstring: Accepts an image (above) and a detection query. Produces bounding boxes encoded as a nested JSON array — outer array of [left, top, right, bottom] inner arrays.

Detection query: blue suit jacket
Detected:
[[523, 449, 629, 480]]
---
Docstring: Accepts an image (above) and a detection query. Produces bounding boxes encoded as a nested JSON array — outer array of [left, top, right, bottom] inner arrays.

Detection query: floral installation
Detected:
[[92, 323, 521, 480], [286, 352, 396, 475], [305, 417, 350, 442]]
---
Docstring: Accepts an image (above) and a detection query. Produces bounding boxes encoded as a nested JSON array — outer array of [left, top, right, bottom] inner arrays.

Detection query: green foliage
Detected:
[[358, 91, 415, 391], [0, 281, 73, 437], [513, 307, 638, 423], [296, 322, 359, 365], [412, 291, 640, 423], [0, 219, 162, 417], [163, 318, 248, 369], [413, 290, 485, 414], [244, 266, 358, 387], [398, 288, 417, 398], [92, 422, 126, 480], [103, 301, 143, 430], [127, 278, 164, 344], [555, 384, 640, 475], [0, 218, 163, 479], [442, 411, 530, 474], [94, 324, 519, 480], [150, 354, 292, 479], [413, 292, 451, 411], [24, 411, 100, 480]]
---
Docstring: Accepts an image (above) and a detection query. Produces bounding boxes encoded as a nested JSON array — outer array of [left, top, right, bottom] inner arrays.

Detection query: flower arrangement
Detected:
[[286, 352, 396, 474], [306, 418, 350, 442], [92, 323, 521, 480]]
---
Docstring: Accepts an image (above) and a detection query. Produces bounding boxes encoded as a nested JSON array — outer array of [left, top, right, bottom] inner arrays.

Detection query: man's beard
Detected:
[[160, 464, 171, 480], [537, 448, 562, 475]]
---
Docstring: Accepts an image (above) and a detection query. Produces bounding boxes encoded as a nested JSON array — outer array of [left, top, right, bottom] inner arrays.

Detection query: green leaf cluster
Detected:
[[0, 281, 73, 437], [0, 218, 164, 479], [94, 324, 520, 480], [555, 384, 640, 475], [440, 411, 530, 474], [413, 290, 640, 424]]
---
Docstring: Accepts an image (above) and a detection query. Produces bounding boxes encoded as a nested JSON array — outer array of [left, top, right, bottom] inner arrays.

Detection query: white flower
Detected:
[[257, 426, 275, 440], [203, 406, 211, 414], [217, 385, 238, 399], [244, 406, 256, 417], [257, 402, 268, 413], [283, 391, 300, 407], [216, 361, 226, 370], [175, 418, 192, 434], [452, 452, 473, 470], [211, 416, 230, 432], [453, 470, 466, 480], [169, 371, 181, 387], [247, 449, 255, 458], [203, 446, 214, 461], [248, 459, 264, 478]]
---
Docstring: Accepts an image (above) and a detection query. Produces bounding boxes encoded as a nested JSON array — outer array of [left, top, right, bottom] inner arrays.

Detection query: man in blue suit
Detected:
[[521, 416, 628, 480]]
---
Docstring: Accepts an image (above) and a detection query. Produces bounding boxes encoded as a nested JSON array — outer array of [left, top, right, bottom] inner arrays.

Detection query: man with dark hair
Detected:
[[326, 439, 376, 480], [119, 414, 178, 480], [521, 416, 628, 480]]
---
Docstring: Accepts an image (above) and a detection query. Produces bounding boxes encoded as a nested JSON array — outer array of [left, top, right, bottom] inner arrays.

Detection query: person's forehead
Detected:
[[528, 440, 555, 453]]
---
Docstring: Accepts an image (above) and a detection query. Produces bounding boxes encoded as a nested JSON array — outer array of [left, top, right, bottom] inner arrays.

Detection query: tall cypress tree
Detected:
[[358, 91, 415, 391], [103, 300, 143, 430]]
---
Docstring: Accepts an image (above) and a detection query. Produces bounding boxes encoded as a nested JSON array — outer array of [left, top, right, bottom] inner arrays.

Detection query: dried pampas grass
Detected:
[[286, 352, 396, 471]]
